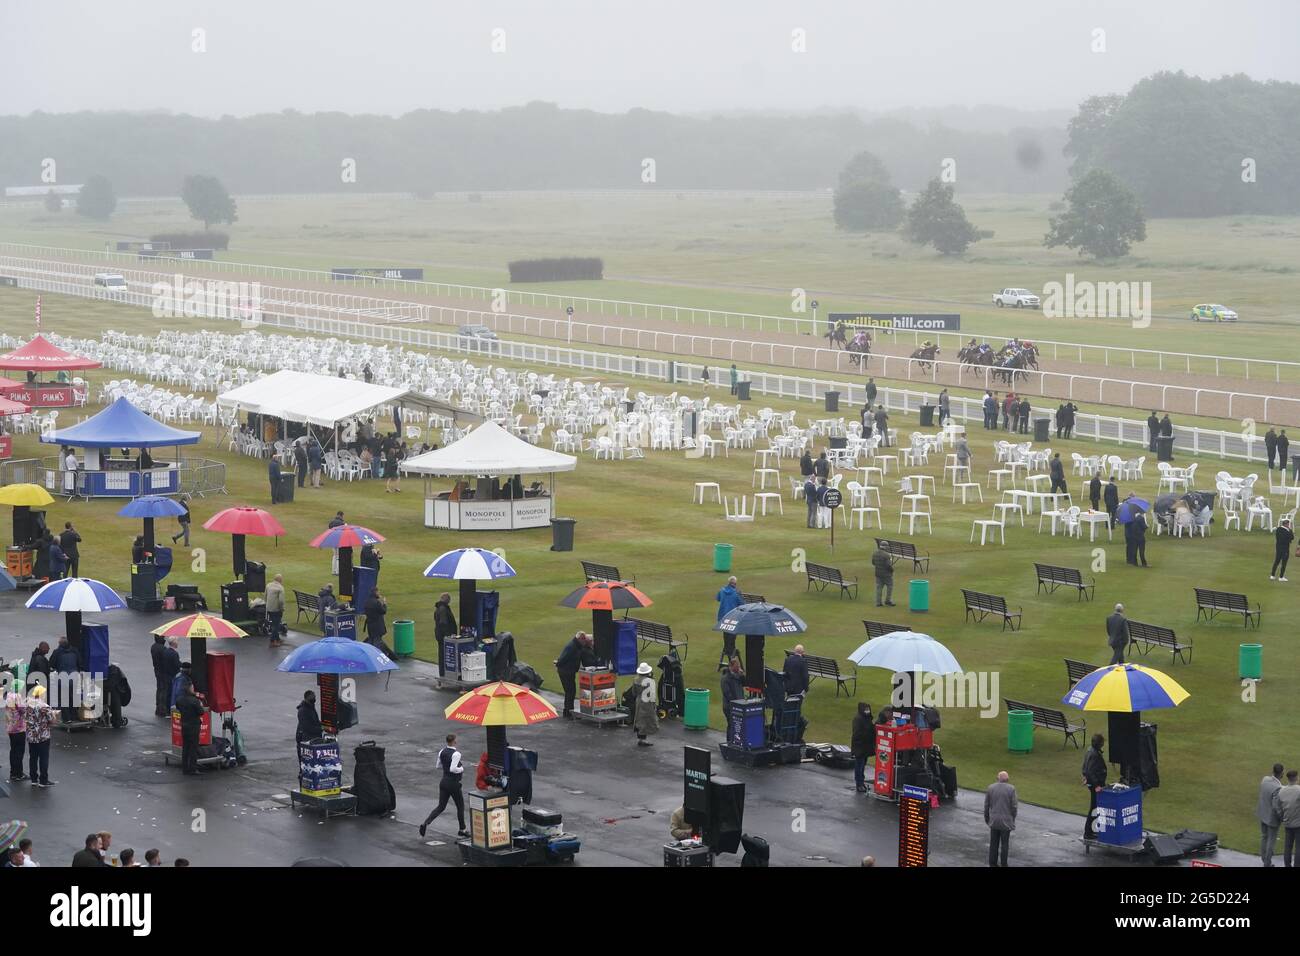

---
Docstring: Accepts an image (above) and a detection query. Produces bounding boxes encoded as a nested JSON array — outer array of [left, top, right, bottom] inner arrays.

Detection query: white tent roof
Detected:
[[217, 369, 473, 429], [400, 420, 577, 476]]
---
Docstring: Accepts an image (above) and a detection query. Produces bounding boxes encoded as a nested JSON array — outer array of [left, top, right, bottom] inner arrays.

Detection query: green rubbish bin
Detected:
[[684, 688, 710, 730], [393, 619, 415, 658], [909, 578, 930, 612], [1239, 643, 1263, 680], [1008, 710, 1034, 753], [713, 543, 733, 573]]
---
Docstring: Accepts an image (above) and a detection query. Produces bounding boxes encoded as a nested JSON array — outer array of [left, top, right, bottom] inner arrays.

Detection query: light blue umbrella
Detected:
[[847, 631, 962, 674], [25, 577, 126, 647], [116, 495, 186, 519], [424, 548, 518, 628], [276, 637, 398, 675]]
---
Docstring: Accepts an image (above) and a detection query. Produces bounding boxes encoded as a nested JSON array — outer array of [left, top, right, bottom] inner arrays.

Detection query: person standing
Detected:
[[1001, 392, 1014, 431], [48, 637, 80, 723], [1159, 413, 1173, 443], [804, 474, 818, 529], [5, 684, 27, 782], [1271, 518, 1294, 581], [1126, 509, 1149, 567], [850, 702, 875, 794], [798, 450, 814, 480], [1049, 453, 1068, 495], [1146, 411, 1160, 453], [47, 534, 67, 581], [1088, 473, 1102, 511], [1064, 402, 1078, 439], [268, 456, 282, 504], [59, 522, 81, 579], [174, 680, 205, 776], [149, 636, 168, 718], [170, 496, 192, 546], [1106, 603, 1130, 665], [1082, 733, 1107, 839], [1018, 396, 1031, 434], [1278, 429, 1291, 476], [1104, 477, 1120, 528], [555, 632, 595, 718], [873, 405, 890, 446], [715, 575, 742, 655], [813, 451, 830, 480], [265, 573, 286, 648], [419, 734, 470, 838], [984, 771, 1018, 867], [630, 661, 659, 747], [308, 439, 324, 488], [433, 592, 457, 678], [158, 638, 181, 716], [955, 435, 972, 473], [27, 642, 50, 689], [815, 477, 830, 528], [1274, 770, 1300, 868], [363, 588, 396, 659], [872, 544, 895, 607], [982, 392, 996, 430], [721, 656, 745, 726], [24, 686, 54, 787], [865, 377, 877, 408], [1265, 427, 1279, 472], [1259, 762, 1285, 867], [782, 645, 810, 697], [294, 440, 309, 488], [383, 448, 401, 493], [729, 364, 739, 396], [296, 690, 323, 743]]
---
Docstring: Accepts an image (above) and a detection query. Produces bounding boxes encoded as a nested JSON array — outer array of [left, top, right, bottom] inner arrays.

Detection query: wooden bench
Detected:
[[294, 589, 322, 625], [1035, 563, 1095, 601], [581, 560, 632, 585], [629, 618, 687, 660], [873, 537, 930, 572], [740, 592, 765, 604], [1128, 619, 1192, 664], [806, 562, 858, 599], [1064, 658, 1095, 688], [862, 620, 912, 640], [1194, 587, 1260, 628], [1004, 698, 1086, 748], [796, 652, 857, 698], [962, 589, 1022, 631]]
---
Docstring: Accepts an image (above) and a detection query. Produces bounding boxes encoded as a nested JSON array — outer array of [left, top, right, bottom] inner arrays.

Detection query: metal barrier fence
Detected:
[[0, 458, 44, 486], [2, 240, 1294, 383], [0, 257, 1287, 467], [31, 456, 228, 499]]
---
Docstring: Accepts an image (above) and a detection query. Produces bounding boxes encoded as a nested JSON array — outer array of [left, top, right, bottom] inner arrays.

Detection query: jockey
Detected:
[[921, 339, 934, 351]]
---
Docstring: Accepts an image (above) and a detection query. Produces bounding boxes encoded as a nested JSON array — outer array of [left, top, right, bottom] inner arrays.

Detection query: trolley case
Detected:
[[664, 843, 713, 867], [351, 740, 396, 815], [522, 807, 563, 837]]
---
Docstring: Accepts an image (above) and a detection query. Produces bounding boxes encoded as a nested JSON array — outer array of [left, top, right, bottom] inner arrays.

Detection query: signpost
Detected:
[[898, 784, 931, 867], [566, 305, 575, 344], [822, 487, 842, 550]]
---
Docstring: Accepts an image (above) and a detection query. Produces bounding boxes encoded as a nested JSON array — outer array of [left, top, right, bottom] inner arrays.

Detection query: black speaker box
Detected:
[[1145, 833, 1183, 864], [704, 776, 745, 855]]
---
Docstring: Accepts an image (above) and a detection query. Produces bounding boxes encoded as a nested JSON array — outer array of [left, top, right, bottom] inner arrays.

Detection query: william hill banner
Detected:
[[331, 267, 425, 281], [830, 312, 961, 332]]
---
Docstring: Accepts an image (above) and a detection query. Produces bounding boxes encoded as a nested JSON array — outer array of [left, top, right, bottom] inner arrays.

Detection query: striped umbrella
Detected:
[[559, 581, 651, 611], [0, 820, 28, 851], [444, 681, 558, 726], [425, 548, 518, 629], [1063, 663, 1190, 712], [311, 524, 385, 601], [25, 577, 126, 613], [152, 613, 248, 640]]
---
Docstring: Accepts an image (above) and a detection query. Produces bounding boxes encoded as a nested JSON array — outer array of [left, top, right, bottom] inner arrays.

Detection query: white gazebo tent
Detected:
[[399, 420, 577, 531], [217, 369, 476, 449]]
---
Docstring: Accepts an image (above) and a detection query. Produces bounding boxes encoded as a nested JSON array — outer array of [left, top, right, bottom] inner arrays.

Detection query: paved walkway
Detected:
[[0, 596, 1253, 867]]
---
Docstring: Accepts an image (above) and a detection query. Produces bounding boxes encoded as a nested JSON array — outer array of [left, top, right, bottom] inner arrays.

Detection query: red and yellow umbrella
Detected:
[[152, 613, 248, 640], [444, 681, 558, 727], [558, 581, 652, 611]]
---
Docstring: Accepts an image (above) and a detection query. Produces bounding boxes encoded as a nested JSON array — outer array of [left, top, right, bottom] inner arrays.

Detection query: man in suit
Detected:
[[59, 522, 81, 579], [1278, 429, 1291, 475], [865, 377, 877, 407], [268, 456, 282, 503], [782, 645, 810, 696], [804, 475, 819, 528], [813, 452, 830, 479], [1106, 603, 1130, 665], [1147, 411, 1161, 453], [1103, 478, 1121, 528], [1017, 396, 1031, 434], [1274, 770, 1300, 868], [1265, 427, 1279, 471], [1259, 762, 1285, 867], [1049, 453, 1068, 495], [1125, 509, 1149, 567], [1082, 734, 1107, 839], [1088, 473, 1102, 511], [984, 771, 1018, 866], [873, 405, 890, 446]]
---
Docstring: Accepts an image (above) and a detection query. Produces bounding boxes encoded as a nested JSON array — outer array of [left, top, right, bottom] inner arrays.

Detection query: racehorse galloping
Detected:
[[910, 343, 941, 373], [846, 329, 872, 368], [825, 322, 849, 350], [992, 351, 1028, 385]]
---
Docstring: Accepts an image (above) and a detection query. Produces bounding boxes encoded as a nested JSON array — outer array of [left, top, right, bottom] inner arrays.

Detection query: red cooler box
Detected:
[[206, 651, 236, 713]]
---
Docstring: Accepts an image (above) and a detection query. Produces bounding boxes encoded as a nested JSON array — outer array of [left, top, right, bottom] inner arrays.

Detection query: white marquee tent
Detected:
[[217, 369, 474, 429]]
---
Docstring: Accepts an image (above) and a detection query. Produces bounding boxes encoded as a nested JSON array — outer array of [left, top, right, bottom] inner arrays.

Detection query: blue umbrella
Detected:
[[276, 636, 398, 675], [1117, 497, 1150, 524], [714, 602, 807, 636], [25, 577, 127, 648], [424, 548, 518, 629], [116, 495, 186, 519]]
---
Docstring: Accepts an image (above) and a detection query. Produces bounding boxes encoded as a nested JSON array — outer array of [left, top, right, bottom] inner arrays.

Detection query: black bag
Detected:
[[812, 744, 855, 769], [1144, 833, 1183, 864], [351, 740, 396, 815], [740, 834, 770, 867], [507, 662, 543, 691]]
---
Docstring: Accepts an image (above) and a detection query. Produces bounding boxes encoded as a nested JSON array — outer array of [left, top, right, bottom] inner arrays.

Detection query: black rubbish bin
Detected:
[[824, 390, 839, 412], [277, 472, 296, 503], [736, 381, 751, 401], [918, 404, 935, 427], [1034, 418, 1051, 442], [1156, 435, 1175, 462], [550, 517, 576, 552], [829, 436, 847, 450]]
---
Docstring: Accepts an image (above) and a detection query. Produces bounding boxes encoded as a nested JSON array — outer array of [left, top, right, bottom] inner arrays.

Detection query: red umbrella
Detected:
[[203, 507, 286, 581], [559, 582, 652, 664]]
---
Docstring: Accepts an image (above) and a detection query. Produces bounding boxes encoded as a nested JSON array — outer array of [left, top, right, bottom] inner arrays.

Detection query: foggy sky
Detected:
[[2, 0, 1296, 118]]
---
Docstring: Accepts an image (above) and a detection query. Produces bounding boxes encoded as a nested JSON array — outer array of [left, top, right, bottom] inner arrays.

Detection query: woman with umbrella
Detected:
[[627, 662, 659, 747]]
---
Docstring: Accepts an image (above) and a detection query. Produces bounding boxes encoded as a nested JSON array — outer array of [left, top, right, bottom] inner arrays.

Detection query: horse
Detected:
[[991, 351, 1030, 385], [846, 330, 872, 368], [910, 344, 941, 373], [824, 324, 849, 350]]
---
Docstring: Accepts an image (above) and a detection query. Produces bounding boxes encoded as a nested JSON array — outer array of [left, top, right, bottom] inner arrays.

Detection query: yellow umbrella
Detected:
[[444, 681, 558, 727], [152, 613, 249, 640], [0, 484, 54, 507]]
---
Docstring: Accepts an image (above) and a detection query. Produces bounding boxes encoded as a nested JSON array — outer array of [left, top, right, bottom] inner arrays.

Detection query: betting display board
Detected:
[[898, 785, 930, 867]]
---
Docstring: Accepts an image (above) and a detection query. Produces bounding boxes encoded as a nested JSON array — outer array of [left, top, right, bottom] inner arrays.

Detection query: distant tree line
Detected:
[[0, 102, 1068, 196]]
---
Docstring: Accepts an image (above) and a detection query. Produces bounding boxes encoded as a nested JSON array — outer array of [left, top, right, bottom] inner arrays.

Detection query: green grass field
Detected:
[[0, 284, 1292, 855], [4, 193, 1298, 375]]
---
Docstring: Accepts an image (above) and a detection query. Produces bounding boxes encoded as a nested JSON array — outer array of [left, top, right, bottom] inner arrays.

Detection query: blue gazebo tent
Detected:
[[41, 397, 201, 498]]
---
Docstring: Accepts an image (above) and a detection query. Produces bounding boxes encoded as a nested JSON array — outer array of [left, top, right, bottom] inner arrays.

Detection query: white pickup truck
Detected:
[[93, 273, 129, 297], [992, 288, 1040, 308]]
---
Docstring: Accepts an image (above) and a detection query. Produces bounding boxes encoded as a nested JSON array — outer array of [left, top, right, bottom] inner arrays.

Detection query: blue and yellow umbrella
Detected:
[[1062, 663, 1189, 712]]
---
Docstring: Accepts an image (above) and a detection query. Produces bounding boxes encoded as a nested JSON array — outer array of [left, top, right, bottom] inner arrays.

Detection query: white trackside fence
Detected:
[[2, 241, 1297, 384], [0, 254, 1292, 467]]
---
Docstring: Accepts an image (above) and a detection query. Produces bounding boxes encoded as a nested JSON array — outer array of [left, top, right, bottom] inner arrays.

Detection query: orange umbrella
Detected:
[[444, 681, 558, 726], [558, 581, 652, 611]]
